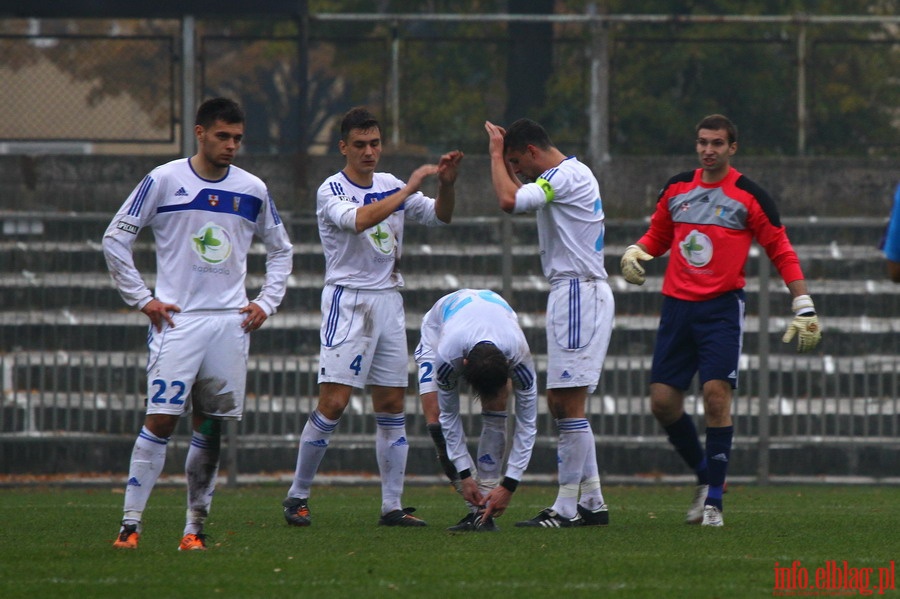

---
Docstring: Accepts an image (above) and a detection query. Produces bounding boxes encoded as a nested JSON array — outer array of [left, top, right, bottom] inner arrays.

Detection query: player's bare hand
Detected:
[[484, 121, 506, 157], [481, 486, 512, 519], [141, 298, 181, 333], [437, 150, 464, 185], [240, 302, 268, 333], [460, 477, 484, 508]]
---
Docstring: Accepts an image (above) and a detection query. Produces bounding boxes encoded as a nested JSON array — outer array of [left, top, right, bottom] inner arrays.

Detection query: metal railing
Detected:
[[1, 213, 898, 482]]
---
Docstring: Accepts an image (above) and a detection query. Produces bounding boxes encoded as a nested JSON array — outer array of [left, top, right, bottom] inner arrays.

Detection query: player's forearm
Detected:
[[489, 156, 518, 213], [786, 279, 809, 299], [353, 190, 408, 232], [434, 182, 455, 224]]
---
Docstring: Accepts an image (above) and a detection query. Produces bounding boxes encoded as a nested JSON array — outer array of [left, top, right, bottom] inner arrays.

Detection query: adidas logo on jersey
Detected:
[[174, 187, 189, 196], [478, 453, 496, 466]]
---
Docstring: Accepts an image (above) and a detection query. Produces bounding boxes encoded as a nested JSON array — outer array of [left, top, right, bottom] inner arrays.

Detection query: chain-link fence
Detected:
[[2, 13, 899, 156]]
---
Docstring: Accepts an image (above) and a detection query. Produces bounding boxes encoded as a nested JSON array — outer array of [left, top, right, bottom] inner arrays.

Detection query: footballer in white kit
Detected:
[[104, 157, 293, 418], [316, 169, 447, 388], [282, 107, 464, 528], [508, 155, 614, 391], [486, 118, 612, 528], [105, 98, 292, 551], [415, 289, 538, 529]]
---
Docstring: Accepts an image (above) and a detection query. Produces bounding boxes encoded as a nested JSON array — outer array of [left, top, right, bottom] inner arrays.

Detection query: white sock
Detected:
[[375, 412, 408, 514], [551, 418, 591, 519], [579, 421, 606, 510], [183, 431, 221, 536], [287, 409, 339, 499], [476, 411, 507, 496], [122, 426, 169, 526]]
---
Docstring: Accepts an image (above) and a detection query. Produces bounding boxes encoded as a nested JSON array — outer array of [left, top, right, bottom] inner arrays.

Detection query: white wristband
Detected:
[[791, 294, 815, 315]]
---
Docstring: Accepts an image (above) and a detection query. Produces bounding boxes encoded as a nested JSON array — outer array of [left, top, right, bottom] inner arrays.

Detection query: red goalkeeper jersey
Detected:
[[637, 166, 804, 302]]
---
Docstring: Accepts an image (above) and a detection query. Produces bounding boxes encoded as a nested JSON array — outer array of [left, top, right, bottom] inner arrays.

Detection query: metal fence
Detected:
[[1, 210, 898, 482], [2, 12, 900, 156]]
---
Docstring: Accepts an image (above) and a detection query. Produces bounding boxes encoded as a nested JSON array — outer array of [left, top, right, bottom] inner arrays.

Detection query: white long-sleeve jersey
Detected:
[[102, 158, 293, 315], [418, 289, 538, 483], [317, 170, 447, 290], [513, 156, 608, 284]]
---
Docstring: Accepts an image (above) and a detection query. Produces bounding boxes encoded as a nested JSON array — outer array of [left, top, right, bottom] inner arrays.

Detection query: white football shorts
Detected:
[[318, 285, 409, 389], [145, 311, 249, 419], [545, 278, 614, 392]]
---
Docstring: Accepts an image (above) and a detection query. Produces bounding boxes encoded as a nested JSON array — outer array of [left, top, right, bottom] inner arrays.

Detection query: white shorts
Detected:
[[145, 311, 248, 419], [545, 278, 614, 392], [318, 285, 409, 389]]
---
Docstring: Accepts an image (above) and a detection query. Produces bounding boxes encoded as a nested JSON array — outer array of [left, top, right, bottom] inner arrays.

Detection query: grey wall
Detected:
[[0, 154, 896, 219]]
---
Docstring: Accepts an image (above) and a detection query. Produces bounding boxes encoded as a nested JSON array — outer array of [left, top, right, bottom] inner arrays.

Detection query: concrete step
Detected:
[[0, 211, 889, 248], [1, 268, 898, 314], [4, 352, 898, 402], [0, 310, 897, 355], [0, 241, 891, 283]]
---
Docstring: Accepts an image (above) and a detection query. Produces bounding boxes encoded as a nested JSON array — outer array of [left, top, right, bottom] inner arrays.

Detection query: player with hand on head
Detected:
[[415, 289, 537, 532], [620, 113, 822, 527], [104, 97, 293, 550], [485, 118, 613, 528], [281, 107, 464, 528]]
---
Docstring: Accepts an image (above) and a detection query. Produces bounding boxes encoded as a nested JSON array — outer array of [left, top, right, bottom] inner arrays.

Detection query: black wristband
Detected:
[[458, 469, 472, 480], [500, 476, 518, 493]]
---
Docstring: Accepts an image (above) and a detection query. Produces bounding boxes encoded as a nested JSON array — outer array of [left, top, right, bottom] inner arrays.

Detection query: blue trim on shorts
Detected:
[[568, 279, 581, 349], [324, 285, 344, 347]]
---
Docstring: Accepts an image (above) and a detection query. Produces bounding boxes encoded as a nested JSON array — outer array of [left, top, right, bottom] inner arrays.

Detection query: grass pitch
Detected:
[[0, 483, 897, 599]]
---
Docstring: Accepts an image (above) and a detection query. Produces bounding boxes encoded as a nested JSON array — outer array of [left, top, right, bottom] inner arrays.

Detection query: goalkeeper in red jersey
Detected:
[[620, 114, 822, 527]]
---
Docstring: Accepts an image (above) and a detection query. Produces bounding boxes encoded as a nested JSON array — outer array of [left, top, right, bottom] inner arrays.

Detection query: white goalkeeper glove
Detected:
[[620, 244, 654, 285], [782, 294, 822, 353]]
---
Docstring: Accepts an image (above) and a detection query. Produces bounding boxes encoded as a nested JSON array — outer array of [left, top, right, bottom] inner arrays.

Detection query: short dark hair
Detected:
[[503, 118, 554, 154], [463, 341, 509, 399], [340, 107, 380, 141], [195, 97, 245, 129], [696, 114, 738, 144]]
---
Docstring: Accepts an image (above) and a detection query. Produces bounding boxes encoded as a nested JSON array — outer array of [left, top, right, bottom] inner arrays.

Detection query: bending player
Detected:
[[414, 289, 538, 531]]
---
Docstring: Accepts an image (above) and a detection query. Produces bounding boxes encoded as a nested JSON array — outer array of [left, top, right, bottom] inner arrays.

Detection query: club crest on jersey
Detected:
[[679, 229, 713, 267], [233, 196, 241, 212], [208, 194, 219, 207], [367, 222, 396, 256], [191, 222, 233, 264]]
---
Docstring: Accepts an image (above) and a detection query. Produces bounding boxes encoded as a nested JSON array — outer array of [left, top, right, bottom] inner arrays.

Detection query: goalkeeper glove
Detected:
[[781, 294, 822, 353], [620, 244, 654, 285]]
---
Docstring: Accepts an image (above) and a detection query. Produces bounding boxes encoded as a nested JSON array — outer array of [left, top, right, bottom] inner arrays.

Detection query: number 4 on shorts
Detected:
[[349, 355, 363, 375]]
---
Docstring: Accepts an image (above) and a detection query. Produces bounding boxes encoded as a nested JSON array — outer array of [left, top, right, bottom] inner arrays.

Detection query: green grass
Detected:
[[1, 483, 898, 599]]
